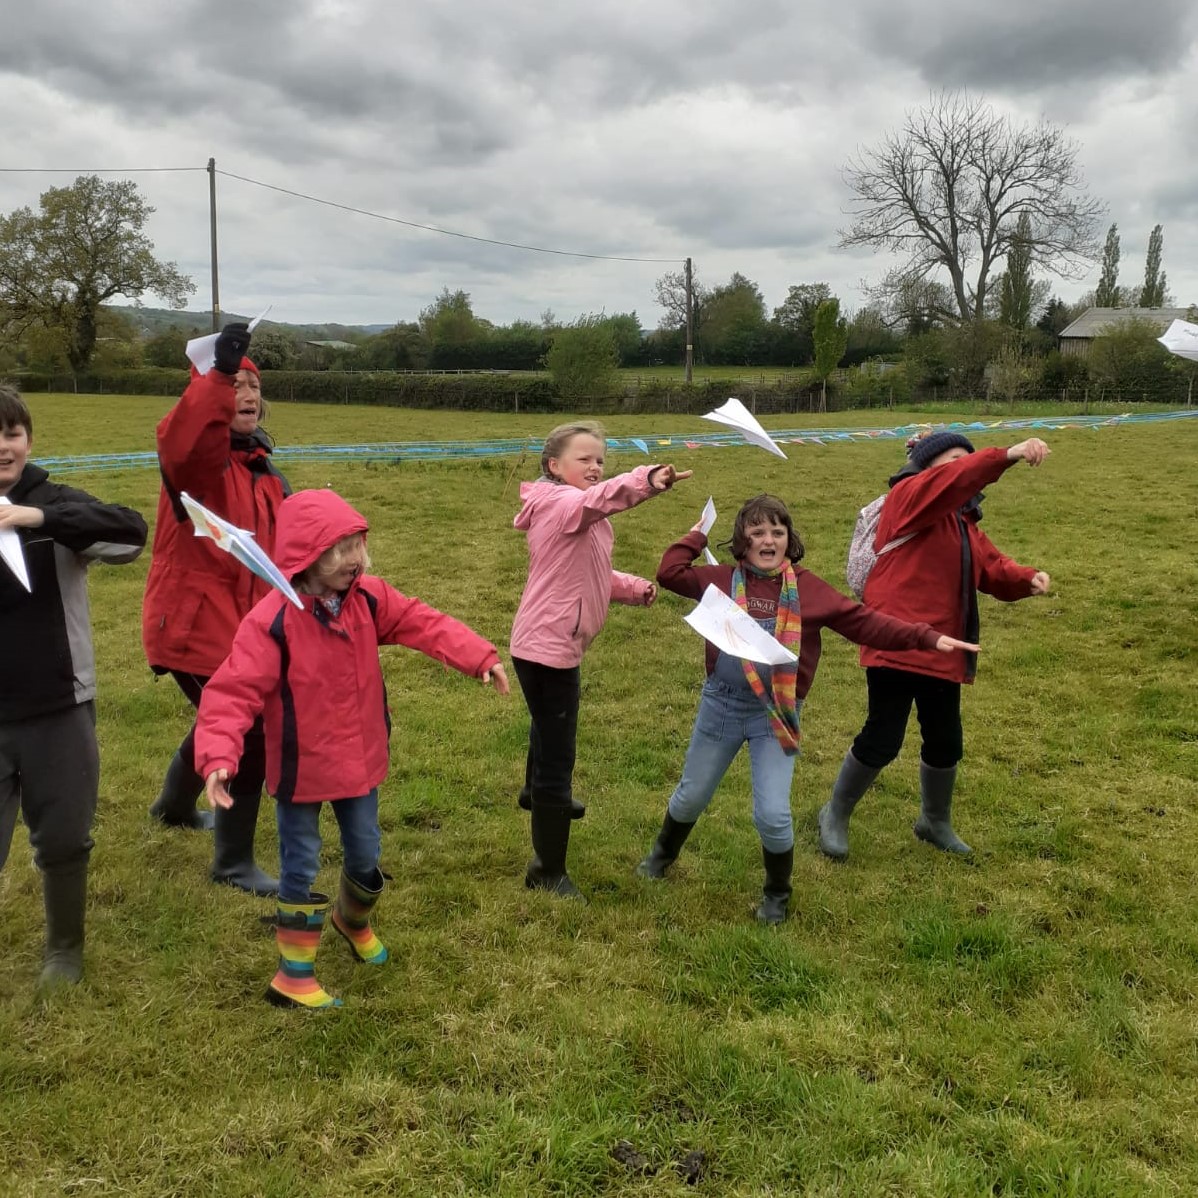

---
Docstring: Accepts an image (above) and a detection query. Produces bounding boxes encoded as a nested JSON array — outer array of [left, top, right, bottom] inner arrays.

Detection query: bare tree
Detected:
[[840, 91, 1105, 324]]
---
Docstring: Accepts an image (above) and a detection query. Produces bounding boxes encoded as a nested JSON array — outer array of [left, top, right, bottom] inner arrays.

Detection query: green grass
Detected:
[[2, 394, 1197, 1195]]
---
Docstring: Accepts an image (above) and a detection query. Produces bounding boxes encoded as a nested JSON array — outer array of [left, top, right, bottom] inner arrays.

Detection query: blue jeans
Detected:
[[275, 790, 381, 903], [667, 679, 800, 853]]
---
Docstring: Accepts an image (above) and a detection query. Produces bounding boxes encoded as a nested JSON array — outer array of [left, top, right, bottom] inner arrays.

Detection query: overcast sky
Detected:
[[2, 0, 1196, 329]]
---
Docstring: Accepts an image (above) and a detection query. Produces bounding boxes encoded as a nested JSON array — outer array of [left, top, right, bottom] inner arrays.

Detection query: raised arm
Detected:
[[656, 526, 724, 601], [156, 371, 238, 498]]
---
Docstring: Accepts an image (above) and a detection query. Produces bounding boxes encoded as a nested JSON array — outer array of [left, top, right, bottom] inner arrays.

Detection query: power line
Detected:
[[0, 167, 204, 173], [215, 168, 680, 264]]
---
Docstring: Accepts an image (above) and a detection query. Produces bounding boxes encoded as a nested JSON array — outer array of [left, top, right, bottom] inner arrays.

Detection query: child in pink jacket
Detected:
[[510, 420, 691, 899], [196, 488, 509, 1009]]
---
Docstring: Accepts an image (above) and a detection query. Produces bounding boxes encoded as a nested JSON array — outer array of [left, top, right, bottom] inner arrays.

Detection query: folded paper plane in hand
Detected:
[[1157, 319, 1198, 363], [180, 491, 302, 608], [0, 497, 31, 591], [185, 305, 274, 375], [700, 397, 787, 459], [698, 496, 718, 564], [683, 584, 796, 666]]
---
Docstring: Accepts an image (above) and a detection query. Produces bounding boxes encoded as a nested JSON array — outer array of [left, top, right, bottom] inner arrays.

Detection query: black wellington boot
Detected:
[[525, 802, 584, 900], [149, 750, 214, 831], [817, 751, 881, 861], [39, 859, 88, 989], [210, 789, 279, 896], [755, 846, 794, 925], [635, 811, 696, 879]]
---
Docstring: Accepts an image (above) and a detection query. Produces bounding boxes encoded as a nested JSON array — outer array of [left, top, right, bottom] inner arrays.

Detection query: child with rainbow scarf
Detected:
[[638, 494, 976, 923]]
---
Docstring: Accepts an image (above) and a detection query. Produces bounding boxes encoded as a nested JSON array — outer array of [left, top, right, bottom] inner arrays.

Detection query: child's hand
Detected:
[[0, 504, 45, 529], [1007, 438, 1050, 466], [205, 769, 234, 810], [1030, 571, 1051, 595], [642, 583, 658, 607], [934, 635, 980, 654], [649, 464, 693, 491], [483, 663, 510, 695]]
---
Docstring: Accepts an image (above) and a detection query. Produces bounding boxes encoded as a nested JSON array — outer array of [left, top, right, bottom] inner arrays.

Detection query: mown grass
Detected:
[[1, 394, 1196, 1195]]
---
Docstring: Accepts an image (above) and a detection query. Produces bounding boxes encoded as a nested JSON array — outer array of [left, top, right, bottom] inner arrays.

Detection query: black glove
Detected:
[[213, 322, 252, 375]]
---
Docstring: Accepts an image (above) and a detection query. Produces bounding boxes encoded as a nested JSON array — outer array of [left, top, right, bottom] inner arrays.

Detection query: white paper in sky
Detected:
[[698, 496, 718, 564], [180, 491, 303, 609], [185, 305, 274, 375], [0, 497, 31, 591], [1157, 318, 1198, 363], [700, 397, 787, 459], [683, 584, 796, 666]]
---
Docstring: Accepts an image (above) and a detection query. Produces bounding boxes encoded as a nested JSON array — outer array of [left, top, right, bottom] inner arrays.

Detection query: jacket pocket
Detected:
[[570, 598, 583, 638]]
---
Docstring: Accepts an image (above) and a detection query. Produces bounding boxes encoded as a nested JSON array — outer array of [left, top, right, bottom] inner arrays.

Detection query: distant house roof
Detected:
[[305, 340, 357, 351], [1058, 307, 1193, 340]]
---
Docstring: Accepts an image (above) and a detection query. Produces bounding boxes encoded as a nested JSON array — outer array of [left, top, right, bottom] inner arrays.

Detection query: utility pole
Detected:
[[684, 257, 693, 383], [208, 157, 220, 332]]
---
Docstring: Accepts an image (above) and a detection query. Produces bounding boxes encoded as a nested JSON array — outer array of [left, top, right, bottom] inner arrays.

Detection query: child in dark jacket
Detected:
[[639, 494, 975, 923], [0, 385, 147, 989], [196, 488, 508, 1009], [818, 431, 1051, 862]]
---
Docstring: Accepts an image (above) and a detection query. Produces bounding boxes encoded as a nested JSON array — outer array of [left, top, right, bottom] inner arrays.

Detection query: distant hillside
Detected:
[[105, 305, 392, 340]]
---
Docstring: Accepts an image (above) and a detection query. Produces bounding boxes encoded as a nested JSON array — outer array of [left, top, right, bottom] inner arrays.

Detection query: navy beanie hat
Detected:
[[907, 430, 975, 471]]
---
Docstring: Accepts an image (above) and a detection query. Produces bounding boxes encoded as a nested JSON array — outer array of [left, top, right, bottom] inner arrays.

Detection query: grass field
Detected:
[[2, 394, 1197, 1196]]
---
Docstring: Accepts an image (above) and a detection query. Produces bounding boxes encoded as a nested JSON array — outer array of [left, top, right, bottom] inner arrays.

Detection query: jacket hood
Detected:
[[514, 477, 558, 531], [274, 489, 368, 577]]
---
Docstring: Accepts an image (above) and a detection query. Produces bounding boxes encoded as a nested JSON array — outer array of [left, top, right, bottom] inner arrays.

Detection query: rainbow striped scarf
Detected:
[[731, 561, 802, 754]]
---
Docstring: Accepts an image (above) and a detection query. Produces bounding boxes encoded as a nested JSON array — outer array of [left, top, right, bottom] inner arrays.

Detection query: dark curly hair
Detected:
[[725, 494, 804, 563]]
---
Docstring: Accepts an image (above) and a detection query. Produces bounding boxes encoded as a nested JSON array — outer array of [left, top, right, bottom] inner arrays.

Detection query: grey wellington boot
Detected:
[[635, 811, 695, 879], [818, 751, 881, 861], [210, 789, 279, 896], [39, 859, 88, 989], [913, 762, 971, 854]]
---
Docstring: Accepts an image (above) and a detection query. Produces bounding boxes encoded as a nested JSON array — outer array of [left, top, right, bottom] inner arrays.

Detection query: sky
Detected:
[[2, 0, 1196, 330]]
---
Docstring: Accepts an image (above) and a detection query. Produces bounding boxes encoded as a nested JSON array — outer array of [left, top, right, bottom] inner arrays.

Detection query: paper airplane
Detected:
[[179, 491, 302, 608], [185, 305, 274, 375], [683, 584, 796, 666], [1158, 318, 1198, 363], [630, 438, 649, 455], [700, 397, 787, 459], [698, 497, 718, 564], [0, 497, 31, 591]]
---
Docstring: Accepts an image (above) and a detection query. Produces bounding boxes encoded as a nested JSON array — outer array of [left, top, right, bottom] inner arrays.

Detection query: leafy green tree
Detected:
[[356, 323, 427, 370], [1139, 224, 1167, 308], [999, 213, 1035, 330], [0, 175, 194, 372], [812, 298, 849, 410], [142, 326, 189, 368], [419, 288, 490, 366], [772, 282, 831, 362], [1036, 298, 1073, 337], [543, 315, 620, 402], [250, 327, 299, 370], [702, 273, 768, 365], [1087, 316, 1172, 400], [597, 312, 644, 365], [841, 91, 1103, 323], [1095, 223, 1121, 307]]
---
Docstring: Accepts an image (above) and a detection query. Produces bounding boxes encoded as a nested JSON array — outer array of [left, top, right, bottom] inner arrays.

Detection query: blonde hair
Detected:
[[540, 420, 606, 480], [296, 532, 370, 591]]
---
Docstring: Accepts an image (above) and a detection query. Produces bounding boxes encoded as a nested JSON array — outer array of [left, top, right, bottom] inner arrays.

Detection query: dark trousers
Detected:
[[170, 670, 266, 800], [851, 667, 963, 771], [0, 702, 99, 872], [512, 657, 580, 809]]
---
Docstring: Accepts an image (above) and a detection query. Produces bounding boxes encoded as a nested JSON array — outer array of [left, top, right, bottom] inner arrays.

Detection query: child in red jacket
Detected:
[[196, 489, 509, 1009], [818, 431, 1051, 862]]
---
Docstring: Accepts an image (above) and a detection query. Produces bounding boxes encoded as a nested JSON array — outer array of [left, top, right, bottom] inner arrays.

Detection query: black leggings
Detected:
[[512, 657, 580, 810], [169, 670, 267, 801], [851, 667, 963, 771]]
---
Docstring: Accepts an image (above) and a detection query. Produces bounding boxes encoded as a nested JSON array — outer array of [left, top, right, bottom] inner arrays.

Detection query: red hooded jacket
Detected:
[[194, 489, 501, 803], [142, 367, 289, 677], [861, 446, 1037, 683]]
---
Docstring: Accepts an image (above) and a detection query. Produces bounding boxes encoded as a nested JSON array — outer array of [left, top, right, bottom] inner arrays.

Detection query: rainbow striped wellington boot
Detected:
[[331, 868, 388, 965], [266, 893, 342, 1009]]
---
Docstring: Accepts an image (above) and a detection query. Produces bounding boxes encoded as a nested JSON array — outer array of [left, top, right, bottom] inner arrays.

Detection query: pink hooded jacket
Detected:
[[195, 489, 500, 802], [510, 466, 658, 669]]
